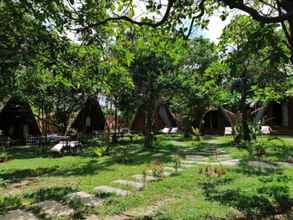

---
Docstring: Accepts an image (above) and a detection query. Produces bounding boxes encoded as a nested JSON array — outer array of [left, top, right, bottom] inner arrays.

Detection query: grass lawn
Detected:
[[0, 135, 293, 219]]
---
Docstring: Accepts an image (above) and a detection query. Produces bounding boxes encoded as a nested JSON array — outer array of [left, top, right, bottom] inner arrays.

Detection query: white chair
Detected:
[[224, 127, 233, 135], [161, 127, 170, 134], [261, 126, 272, 135], [50, 141, 67, 153], [170, 127, 178, 134]]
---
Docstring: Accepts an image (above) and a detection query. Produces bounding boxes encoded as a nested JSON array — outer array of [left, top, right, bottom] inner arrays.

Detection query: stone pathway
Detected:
[[181, 163, 196, 168], [66, 191, 103, 207], [277, 162, 293, 167], [181, 160, 198, 164], [152, 152, 164, 157], [32, 200, 74, 219], [247, 161, 277, 170], [95, 186, 131, 197], [132, 174, 159, 182], [195, 159, 240, 166], [137, 151, 151, 156], [164, 166, 184, 172], [0, 209, 39, 220], [185, 155, 209, 161], [113, 180, 144, 191]]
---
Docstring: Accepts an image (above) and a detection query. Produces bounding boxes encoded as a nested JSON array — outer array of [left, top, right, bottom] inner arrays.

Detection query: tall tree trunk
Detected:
[[193, 107, 206, 133], [239, 77, 251, 142], [144, 103, 154, 148]]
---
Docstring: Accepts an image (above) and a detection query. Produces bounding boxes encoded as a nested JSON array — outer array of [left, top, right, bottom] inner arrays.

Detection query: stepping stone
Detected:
[[164, 166, 184, 172], [181, 163, 196, 168], [277, 162, 293, 167], [221, 159, 239, 166], [146, 170, 173, 177], [196, 159, 239, 166], [152, 153, 164, 157], [0, 209, 39, 220], [113, 180, 144, 191], [65, 191, 103, 207], [132, 174, 159, 182], [181, 160, 198, 164], [94, 186, 130, 197], [10, 178, 37, 189], [162, 171, 172, 177], [215, 155, 232, 161], [207, 140, 219, 144], [137, 151, 151, 156], [185, 155, 209, 161], [247, 161, 277, 170], [32, 200, 74, 219]]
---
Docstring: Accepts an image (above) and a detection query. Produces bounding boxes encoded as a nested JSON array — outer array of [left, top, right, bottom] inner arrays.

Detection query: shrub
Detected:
[[111, 146, 132, 164], [0, 196, 22, 215], [199, 165, 226, 177], [93, 147, 107, 157], [192, 127, 201, 141], [0, 151, 9, 163], [172, 154, 182, 173], [150, 160, 164, 178]]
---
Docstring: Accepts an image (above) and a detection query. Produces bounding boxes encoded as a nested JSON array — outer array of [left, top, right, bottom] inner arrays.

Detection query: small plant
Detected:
[[0, 196, 22, 215], [150, 160, 164, 178], [93, 147, 107, 157], [192, 127, 201, 141], [199, 165, 226, 177], [0, 151, 9, 163], [248, 140, 266, 160], [172, 154, 182, 173], [142, 169, 148, 189], [112, 146, 132, 164]]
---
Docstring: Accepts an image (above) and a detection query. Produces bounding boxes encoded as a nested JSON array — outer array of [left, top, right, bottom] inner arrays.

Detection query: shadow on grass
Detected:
[[235, 160, 283, 176], [0, 196, 23, 215], [200, 174, 293, 219], [24, 186, 76, 202], [3, 146, 53, 160], [0, 158, 116, 184]]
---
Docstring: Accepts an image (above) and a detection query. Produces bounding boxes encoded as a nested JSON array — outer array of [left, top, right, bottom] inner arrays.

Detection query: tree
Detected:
[[169, 37, 219, 137], [0, 1, 70, 101], [218, 15, 290, 142], [73, 0, 293, 60], [125, 28, 183, 148]]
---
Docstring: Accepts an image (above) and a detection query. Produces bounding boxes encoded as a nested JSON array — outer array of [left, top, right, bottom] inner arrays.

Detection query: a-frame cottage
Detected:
[[70, 96, 106, 134], [0, 97, 41, 141], [131, 103, 177, 132]]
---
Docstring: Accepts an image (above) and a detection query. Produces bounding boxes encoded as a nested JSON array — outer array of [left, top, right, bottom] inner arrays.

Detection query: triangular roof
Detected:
[[131, 103, 177, 131], [0, 97, 41, 140], [69, 96, 106, 134]]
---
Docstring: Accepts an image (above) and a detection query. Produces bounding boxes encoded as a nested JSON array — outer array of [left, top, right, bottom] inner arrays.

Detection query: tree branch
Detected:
[[221, 0, 293, 23], [184, 0, 206, 39], [77, 0, 175, 31]]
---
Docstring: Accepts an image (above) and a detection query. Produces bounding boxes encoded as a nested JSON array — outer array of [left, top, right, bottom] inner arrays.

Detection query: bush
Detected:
[[111, 146, 132, 164], [93, 147, 107, 157], [199, 165, 226, 177], [192, 127, 201, 141], [150, 160, 164, 178], [0, 151, 9, 163], [172, 154, 182, 173], [0, 196, 22, 215]]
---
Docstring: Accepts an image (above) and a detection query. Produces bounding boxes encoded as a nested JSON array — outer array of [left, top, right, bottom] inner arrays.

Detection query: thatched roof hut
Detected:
[[202, 107, 233, 135], [70, 97, 106, 134], [0, 97, 41, 140], [131, 103, 177, 132]]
